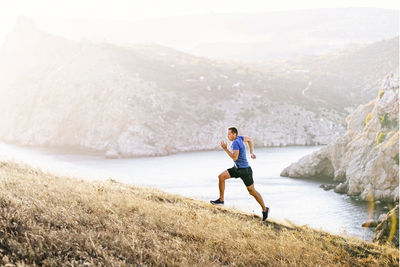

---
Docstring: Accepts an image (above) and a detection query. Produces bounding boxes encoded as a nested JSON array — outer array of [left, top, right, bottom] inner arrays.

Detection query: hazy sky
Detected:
[[1, 0, 399, 21], [0, 0, 398, 44]]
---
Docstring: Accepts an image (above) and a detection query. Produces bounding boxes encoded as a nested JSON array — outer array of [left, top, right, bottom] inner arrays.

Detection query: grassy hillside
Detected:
[[0, 161, 398, 266]]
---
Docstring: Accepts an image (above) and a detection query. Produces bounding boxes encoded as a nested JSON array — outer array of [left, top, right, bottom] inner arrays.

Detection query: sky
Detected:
[[0, 0, 398, 44], [1, 0, 399, 20]]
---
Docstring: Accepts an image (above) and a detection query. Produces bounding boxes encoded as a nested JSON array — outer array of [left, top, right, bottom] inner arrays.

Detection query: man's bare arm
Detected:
[[243, 136, 256, 159], [220, 141, 239, 161]]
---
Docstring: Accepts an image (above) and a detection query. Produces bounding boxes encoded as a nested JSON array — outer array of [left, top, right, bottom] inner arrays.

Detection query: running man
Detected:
[[210, 127, 269, 221]]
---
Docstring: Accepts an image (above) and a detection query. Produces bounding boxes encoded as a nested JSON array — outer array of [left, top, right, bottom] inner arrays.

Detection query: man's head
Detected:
[[227, 127, 238, 141]]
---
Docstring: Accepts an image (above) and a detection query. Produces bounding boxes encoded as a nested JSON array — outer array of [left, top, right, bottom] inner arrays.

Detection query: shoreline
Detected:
[[0, 139, 326, 159]]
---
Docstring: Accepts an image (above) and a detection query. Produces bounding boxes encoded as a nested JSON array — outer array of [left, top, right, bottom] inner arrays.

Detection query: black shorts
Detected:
[[227, 166, 254, 187]]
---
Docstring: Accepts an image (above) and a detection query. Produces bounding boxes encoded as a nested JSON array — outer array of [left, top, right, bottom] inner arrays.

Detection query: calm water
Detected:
[[0, 142, 385, 241]]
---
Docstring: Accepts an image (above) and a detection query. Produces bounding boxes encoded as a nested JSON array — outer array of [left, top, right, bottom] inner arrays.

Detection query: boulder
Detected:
[[362, 219, 378, 228], [320, 184, 336, 191], [334, 183, 348, 194]]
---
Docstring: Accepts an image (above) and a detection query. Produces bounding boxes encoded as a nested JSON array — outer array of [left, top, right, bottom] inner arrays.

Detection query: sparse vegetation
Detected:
[[365, 113, 372, 125], [0, 160, 398, 266], [376, 132, 387, 145], [378, 89, 385, 99]]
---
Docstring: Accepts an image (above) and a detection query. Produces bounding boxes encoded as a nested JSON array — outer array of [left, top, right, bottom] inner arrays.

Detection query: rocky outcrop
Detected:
[[280, 146, 334, 179], [281, 74, 399, 202], [373, 204, 399, 247]]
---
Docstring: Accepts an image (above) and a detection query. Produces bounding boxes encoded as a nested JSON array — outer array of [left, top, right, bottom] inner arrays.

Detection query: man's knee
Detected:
[[247, 187, 256, 195], [219, 171, 229, 181]]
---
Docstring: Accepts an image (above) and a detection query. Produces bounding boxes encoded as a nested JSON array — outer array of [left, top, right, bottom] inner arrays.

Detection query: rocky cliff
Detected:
[[281, 74, 399, 202]]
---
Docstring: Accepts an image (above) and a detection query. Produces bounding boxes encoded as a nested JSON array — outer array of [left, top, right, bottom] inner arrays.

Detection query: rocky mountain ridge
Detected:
[[0, 18, 349, 157]]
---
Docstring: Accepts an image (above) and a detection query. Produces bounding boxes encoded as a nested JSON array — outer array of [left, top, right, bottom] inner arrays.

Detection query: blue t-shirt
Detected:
[[231, 136, 249, 168]]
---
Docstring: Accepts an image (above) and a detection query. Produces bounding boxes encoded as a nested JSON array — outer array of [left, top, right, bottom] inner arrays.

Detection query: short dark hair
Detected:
[[228, 127, 238, 135]]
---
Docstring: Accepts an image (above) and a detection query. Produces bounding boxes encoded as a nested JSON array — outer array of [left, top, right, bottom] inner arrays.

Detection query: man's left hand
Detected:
[[220, 141, 228, 149], [251, 153, 256, 159]]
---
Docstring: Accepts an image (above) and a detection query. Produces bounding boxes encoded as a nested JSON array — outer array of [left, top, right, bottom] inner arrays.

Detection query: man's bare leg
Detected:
[[218, 170, 231, 202], [246, 184, 267, 212]]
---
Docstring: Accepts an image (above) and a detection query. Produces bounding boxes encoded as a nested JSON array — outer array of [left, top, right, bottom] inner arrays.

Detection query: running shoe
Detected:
[[262, 207, 269, 221], [210, 198, 224, 205]]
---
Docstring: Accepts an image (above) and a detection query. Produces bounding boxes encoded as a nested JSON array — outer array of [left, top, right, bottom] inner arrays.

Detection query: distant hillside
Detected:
[[0, 17, 396, 157], [256, 36, 399, 110], [184, 8, 399, 60], [35, 8, 399, 61]]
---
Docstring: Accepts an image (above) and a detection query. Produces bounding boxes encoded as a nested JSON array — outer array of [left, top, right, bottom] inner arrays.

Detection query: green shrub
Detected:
[[394, 153, 399, 165], [392, 117, 398, 129], [376, 132, 386, 144], [380, 113, 398, 129], [378, 89, 385, 99], [380, 113, 389, 127], [365, 113, 372, 125]]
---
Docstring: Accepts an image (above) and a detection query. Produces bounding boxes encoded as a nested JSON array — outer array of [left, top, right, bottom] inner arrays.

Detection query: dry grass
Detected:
[[0, 160, 398, 266]]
